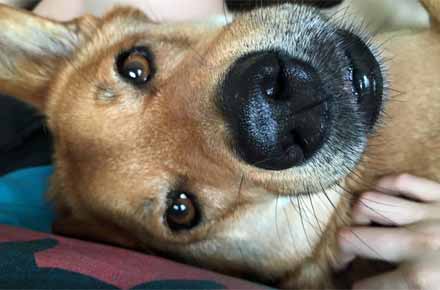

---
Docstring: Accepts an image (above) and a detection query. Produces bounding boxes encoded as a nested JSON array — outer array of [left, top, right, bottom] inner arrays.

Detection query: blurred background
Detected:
[[0, 0, 430, 33]]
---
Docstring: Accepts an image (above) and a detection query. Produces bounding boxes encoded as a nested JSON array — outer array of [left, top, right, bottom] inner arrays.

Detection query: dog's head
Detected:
[[0, 3, 384, 283]]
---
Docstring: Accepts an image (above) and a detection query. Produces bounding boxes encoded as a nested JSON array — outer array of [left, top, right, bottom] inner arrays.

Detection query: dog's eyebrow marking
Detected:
[[95, 85, 117, 101], [143, 197, 156, 211]]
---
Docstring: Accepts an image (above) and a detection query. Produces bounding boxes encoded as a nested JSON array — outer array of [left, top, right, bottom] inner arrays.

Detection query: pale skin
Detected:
[[27, 1, 440, 289], [32, 0, 225, 22], [335, 175, 440, 290]]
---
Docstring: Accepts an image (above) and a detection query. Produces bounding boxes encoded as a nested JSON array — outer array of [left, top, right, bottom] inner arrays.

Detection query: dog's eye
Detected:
[[166, 192, 200, 231], [116, 47, 153, 86]]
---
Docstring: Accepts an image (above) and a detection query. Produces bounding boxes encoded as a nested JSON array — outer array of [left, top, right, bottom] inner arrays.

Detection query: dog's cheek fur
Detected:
[[421, 0, 440, 29]]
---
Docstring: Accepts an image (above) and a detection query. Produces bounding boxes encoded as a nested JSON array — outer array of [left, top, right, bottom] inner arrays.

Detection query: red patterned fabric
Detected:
[[0, 225, 266, 289]]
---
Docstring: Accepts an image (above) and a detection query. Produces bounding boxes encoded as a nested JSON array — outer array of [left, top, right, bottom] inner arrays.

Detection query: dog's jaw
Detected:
[[155, 185, 345, 284]]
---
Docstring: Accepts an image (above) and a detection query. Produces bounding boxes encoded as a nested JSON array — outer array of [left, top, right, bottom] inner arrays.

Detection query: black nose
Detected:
[[221, 52, 329, 171]]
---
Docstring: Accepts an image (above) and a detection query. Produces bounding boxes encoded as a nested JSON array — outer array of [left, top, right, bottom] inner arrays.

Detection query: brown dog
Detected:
[[0, 1, 439, 288]]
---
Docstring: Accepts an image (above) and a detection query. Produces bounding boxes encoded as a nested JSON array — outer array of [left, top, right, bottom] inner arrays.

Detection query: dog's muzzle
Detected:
[[220, 34, 383, 171], [221, 51, 329, 170]]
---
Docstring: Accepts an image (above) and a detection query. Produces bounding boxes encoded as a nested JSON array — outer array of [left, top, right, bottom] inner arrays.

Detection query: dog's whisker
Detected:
[[273, 192, 285, 251], [307, 186, 324, 234], [282, 206, 300, 255], [339, 172, 432, 248], [296, 195, 315, 250], [318, 181, 388, 266]]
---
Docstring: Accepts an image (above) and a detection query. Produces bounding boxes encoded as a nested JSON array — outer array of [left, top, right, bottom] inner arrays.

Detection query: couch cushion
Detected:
[[0, 225, 267, 289]]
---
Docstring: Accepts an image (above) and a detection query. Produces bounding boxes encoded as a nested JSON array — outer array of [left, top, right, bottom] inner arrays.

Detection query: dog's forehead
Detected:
[[93, 7, 220, 50], [90, 4, 330, 56], [47, 3, 343, 181]]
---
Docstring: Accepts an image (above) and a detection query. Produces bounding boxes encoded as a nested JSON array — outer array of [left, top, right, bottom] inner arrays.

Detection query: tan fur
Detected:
[[0, 2, 440, 289], [422, 0, 440, 29]]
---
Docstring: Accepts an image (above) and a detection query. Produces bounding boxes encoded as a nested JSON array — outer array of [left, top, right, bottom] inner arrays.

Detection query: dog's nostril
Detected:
[[341, 31, 383, 129], [221, 51, 329, 171]]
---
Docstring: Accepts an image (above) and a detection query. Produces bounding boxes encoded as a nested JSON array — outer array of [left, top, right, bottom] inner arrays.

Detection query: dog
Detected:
[[0, 1, 439, 288]]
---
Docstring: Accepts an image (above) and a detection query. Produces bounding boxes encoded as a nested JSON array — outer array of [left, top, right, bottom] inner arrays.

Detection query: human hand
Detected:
[[337, 174, 440, 289]]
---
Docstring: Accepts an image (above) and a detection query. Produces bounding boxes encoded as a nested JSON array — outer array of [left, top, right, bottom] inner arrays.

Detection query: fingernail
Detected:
[[338, 228, 357, 253], [352, 214, 370, 225], [351, 202, 371, 225], [333, 229, 356, 271]]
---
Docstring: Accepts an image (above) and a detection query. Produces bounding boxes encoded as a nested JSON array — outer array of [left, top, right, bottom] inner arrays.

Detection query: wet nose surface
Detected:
[[221, 52, 329, 170]]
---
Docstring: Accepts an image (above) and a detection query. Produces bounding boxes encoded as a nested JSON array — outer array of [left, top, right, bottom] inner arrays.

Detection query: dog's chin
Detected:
[[241, 140, 367, 196]]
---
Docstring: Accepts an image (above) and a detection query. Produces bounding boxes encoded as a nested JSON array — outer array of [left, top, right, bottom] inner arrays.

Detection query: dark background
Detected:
[[225, 0, 343, 11]]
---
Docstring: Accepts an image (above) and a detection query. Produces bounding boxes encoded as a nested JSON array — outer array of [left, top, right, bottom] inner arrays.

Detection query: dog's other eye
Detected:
[[166, 192, 200, 231], [116, 47, 153, 86]]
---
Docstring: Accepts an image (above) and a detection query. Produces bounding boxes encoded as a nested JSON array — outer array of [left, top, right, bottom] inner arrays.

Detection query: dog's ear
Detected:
[[420, 0, 440, 30], [0, 4, 98, 111]]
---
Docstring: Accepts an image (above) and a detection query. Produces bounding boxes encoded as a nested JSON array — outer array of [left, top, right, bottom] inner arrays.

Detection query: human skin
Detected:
[[33, 0, 225, 21], [336, 175, 440, 289]]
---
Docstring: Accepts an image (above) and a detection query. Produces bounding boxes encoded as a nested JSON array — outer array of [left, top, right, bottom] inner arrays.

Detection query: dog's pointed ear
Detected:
[[0, 4, 98, 111], [420, 0, 440, 30]]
